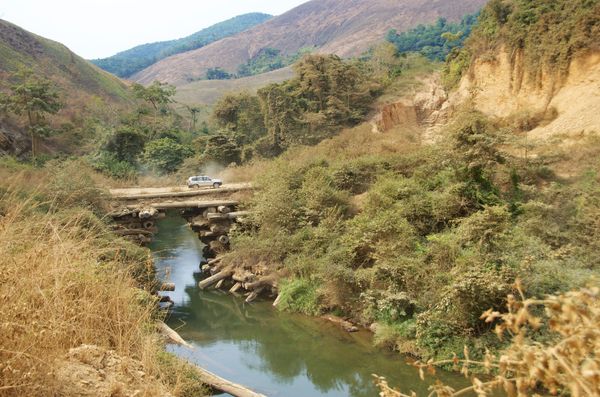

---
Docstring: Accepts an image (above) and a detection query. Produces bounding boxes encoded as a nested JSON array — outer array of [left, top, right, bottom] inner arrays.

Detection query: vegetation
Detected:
[[376, 283, 600, 396], [237, 47, 314, 78], [386, 14, 479, 61], [143, 138, 194, 174], [0, 159, 207, 396], [221, 109, 600, 365], [442, 0, 600, 88], [91, 13, 272, 78], [206, 67, 233, 80], [0, 68, 63, 159]]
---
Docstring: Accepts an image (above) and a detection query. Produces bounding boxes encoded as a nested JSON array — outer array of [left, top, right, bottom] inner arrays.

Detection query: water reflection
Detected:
[[150, 214, 468, 397]]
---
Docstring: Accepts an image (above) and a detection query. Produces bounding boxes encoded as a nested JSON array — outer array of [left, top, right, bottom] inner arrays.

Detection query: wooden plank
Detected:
[[207, 211, 251, 220], [110, 183, 253, 200], [125, 200, 238, 211]]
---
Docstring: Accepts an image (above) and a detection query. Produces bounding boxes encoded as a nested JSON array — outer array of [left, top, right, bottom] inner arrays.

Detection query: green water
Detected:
[[150, 214, 468, 397]]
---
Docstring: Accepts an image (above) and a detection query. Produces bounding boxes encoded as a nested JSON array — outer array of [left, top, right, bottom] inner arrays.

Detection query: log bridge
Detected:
[[108, 183, 252, 259]]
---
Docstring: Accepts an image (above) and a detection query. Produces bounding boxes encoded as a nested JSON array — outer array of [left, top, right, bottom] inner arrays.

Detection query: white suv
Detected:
[[187, 176, 223, 189]]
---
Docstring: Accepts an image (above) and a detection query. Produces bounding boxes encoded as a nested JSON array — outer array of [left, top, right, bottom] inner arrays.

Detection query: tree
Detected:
[[4, 69, 63, 159], [131, 81, 176, 139], [132, 81, 176, 111], [206, 68, 232, 80], [104, 126, 146, 163], [186, 105, 202, 132], [142, 138, 194, 174], [201, 133, 241, 165], [212, 92, 265, 145]]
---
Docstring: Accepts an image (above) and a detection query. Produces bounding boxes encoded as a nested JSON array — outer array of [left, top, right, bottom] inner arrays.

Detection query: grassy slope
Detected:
[[0, 19, 135, 155], [174, 66, 294, 106], [0, 159, 207, 397], [0, 19, 131, 102], [91, 13, 272, 78]]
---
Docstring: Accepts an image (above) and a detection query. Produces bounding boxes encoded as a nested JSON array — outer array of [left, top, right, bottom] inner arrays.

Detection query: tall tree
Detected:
[[4, 69, 63, 159], [132, 81, 176, 111], [131, 81, 176, 138], [186, 105, 202, 132]]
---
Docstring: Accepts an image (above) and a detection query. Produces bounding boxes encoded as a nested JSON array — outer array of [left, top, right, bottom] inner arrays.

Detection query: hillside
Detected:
[[92, 13, 272, 78], [174, 66, 294, 106], [132, 0, 488, 86], [0, 19, 133, 156], [444, 0, 600, 148]]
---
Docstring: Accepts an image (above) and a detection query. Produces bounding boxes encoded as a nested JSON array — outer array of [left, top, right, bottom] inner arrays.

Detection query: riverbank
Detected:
[[0, 159, 206, 397]]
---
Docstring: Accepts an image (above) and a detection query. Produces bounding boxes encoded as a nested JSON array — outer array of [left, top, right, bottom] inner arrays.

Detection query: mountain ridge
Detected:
[[132, 0, 488, 86], [91, 13, 272, 78]]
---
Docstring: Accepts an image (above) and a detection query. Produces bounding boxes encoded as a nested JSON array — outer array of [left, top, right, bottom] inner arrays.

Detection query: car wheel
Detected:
[[213, 183, 220, 188]]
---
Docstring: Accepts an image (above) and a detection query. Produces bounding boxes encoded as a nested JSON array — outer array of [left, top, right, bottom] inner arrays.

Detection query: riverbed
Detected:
[[150, 214, 467, 397]]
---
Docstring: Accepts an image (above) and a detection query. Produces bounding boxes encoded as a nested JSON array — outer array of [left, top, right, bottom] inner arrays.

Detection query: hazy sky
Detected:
[[0, 0, 307, 59]]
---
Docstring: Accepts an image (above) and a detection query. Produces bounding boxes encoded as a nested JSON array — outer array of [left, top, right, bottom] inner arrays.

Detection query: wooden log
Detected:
[[207, 211, 251, 220], [208, 257, 222, 266], [159, 283, 175, 292], [113, 228, 154, 236], [214, 279, 225, 289], [245, 286, 266, 303], [201, 264, 211, 273], [199, 231, 218, 238], [202, 207, 218, 218], [157, 321, 193, 349], [321, 315, 359, 332], [218, 235, 230, 245], [243, 275, 277, 291], [198, 269, 233, 289], [232, 271, 256, 283], [229, 282, 242, 293], [139, 207, 158, 219], [191, 365, 266, 397], [272, 294, 282, 307], [218, 205, 232, 214]]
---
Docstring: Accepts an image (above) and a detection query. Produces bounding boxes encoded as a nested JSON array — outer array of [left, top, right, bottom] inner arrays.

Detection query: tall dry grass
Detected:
[[0, 164, 203, 396]]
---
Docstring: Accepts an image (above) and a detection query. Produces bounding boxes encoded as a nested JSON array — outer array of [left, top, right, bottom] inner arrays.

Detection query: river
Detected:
[[150, 214, 468, 397]]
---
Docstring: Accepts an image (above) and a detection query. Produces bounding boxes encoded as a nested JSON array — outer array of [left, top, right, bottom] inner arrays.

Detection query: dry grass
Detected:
[[0, 167, 204, 397], [0, 180, 156, 396]]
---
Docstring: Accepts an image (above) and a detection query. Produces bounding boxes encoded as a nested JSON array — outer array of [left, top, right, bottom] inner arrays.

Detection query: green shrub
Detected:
[[276, 278, 322, 316], [143, 138, 194, 174]]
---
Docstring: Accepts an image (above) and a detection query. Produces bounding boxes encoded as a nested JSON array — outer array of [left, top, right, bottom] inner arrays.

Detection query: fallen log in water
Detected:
[[113, 228, 154, 236], [159, 282, 175, 292], [230, 282, 242, 293], [245, 286, 266, 303], [321, 315, 359, 332], [157, 321, 193, 349], [192, 366, 267, 397], [198, 269, 233, 289], [157, 320, 266, 397]]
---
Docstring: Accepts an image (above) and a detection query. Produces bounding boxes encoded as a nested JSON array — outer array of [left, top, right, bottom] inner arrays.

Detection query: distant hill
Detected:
[[92, 13, 272, 78], [132, 0, 488, 86], [174, 67, 294, 106], [0, 19, 133, 156]]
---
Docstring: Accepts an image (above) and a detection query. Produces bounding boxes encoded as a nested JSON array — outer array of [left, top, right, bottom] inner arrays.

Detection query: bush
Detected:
[[143, 138, 194, 174], [276, 278, 322, 316]]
